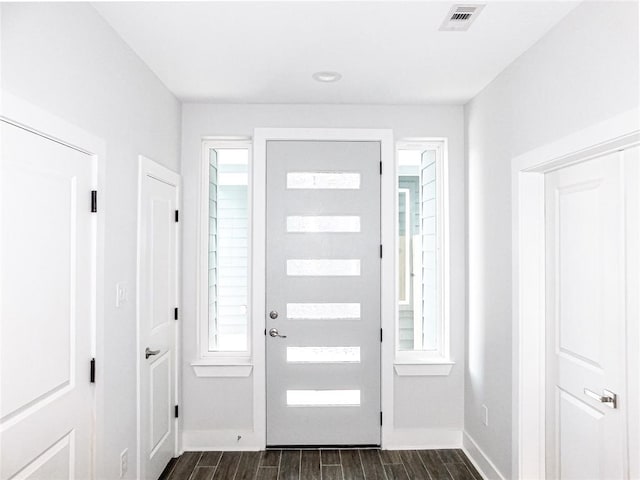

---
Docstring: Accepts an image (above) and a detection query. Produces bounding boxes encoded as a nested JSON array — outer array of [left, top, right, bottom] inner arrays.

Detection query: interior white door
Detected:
[[138, 158, 180, 480], [265, 140, 381, 446], [545, 151, 634, 479], [0, 121, 94, 479]]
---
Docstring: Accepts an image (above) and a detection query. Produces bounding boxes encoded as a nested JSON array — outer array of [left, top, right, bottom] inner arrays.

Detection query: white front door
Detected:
[[265, 140, 381, 446], [545, 149, 638, 479], [137, 157, 180, 480], [0, 121, 94, 479]]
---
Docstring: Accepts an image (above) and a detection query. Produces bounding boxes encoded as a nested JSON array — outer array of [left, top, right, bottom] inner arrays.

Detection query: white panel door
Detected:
[[545, 152, 632, 479], [138, 158, 179, 480], [0, 121, 94, 479], [266, 141, 381, 446]]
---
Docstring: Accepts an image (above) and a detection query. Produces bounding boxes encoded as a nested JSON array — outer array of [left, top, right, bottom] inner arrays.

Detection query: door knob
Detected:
[[583, 388, 617, 409], [145, 347, 160, 359], [269, 328, 287, 338], [269, 311, 278, 319]]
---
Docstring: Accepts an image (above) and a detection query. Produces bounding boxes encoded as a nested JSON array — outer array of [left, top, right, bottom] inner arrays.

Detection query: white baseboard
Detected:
[[183, 427, 463, 452], [462, 432, 506, 480], [383, 428, 462, 450], [182, 429, 263, 451]]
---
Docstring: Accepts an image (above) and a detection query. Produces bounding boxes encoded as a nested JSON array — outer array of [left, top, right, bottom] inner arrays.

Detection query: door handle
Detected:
[[269, 328, 287, 338], [145, 347, 160, 359], [583, 388, 617, 409]]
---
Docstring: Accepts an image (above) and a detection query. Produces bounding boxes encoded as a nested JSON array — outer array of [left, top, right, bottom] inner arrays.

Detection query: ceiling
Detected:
[[94, 1, 579, 105]]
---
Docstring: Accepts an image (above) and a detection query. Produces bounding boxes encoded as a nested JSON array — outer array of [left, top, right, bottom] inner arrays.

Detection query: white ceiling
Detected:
[[94, 1, 579, 104]]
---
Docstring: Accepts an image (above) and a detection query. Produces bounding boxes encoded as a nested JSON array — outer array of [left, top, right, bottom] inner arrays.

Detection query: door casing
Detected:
[[512, 112, 640, 479]]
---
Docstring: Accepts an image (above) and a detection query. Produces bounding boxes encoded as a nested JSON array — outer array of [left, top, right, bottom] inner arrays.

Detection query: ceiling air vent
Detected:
[[440, 4, 485, 31]]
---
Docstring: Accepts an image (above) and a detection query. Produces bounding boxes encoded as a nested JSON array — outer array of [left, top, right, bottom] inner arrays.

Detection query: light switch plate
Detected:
[[116, 282, 128, 308]]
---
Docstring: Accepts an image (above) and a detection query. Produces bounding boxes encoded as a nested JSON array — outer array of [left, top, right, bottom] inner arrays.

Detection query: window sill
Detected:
[[191, 358, 253, 378], [394, 360, 455, 376]]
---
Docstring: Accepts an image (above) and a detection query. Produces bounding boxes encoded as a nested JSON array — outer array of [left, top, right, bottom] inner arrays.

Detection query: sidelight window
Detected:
[[203, 141, 251, 354], [396, 141, 449, 361]]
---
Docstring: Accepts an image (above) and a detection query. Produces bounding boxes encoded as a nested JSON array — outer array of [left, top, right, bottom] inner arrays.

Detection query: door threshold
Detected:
[[266, 444, 380, 450]]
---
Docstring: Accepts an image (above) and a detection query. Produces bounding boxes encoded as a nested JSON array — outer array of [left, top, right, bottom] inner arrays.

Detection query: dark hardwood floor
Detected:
[[159, 449, 482, 480]]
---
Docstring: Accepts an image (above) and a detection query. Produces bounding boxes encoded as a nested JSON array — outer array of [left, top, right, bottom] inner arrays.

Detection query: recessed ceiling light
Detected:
[[312, 71, 342, 83]]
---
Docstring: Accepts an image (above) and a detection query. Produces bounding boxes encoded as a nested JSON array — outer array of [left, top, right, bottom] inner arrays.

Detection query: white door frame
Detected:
[[511, 108, 640, 479], [0, 92, 105, 478], [136, 155, 182, 478], [253, 128, 395, 448]]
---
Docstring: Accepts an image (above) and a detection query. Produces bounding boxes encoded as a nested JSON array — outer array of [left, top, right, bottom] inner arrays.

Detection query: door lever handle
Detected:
[[145, 347, 161, 359], [269, 328, 287, 338], [584, 388, 617, 409]]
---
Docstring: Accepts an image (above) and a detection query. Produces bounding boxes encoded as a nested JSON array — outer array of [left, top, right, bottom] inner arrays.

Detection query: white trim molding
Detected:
[[384, 428, 462, 450], [511, 108, 640, 479], [394, 361, 455, 376], [462, 432, 505, 480]]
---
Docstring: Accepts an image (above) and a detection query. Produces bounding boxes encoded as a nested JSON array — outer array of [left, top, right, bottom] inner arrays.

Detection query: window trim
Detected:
[[196, 139, 253, 365], [394, 140, 451, 368]]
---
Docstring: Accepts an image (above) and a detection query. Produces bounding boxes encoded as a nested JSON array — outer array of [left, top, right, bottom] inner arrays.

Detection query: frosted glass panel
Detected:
[[287, 347, 360, 363], [287, 259, 360, 276], [287, 303, 361, 319], [287, 172, 360, 189], [287, 390, 361, 406], [287, 216, 361, 233]]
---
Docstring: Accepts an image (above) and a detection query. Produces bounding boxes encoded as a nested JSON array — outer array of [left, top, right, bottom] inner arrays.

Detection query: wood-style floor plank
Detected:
[[301, 450, 321, 480], [444, 463, 476, 480], [400, 450, 432, 480], [212, 452, 241, 480], [161, 448, 481, 480], [159, 458, 178, 480], [437, 450, 463, 464], [359, 449, 386, 480], [256, 467, 279, 480], [260, 450, 281, 467], [384, 464, 411, 480], [340, 450, 365, 480], [321, 449, 341, 465], [379, 450, 403, 464], [198, 452, 222, 467], [168, 452, 202, 480], [234, 451, 261, 480], [322, 465, 344, 480], [417, 450, 453, 480], [278, 450, 301, 480], [458, 455, 482, 480], [188, 466, 215, 480]]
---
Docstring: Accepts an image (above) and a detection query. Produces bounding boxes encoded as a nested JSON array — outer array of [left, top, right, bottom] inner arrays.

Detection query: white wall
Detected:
[[464, 2, 639, 478], [1, 4, 181, 479], [181, 104, 466, 448]]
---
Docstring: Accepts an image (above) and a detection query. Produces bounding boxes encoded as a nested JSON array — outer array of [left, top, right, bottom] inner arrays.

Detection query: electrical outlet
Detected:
[[482, 404, 489, 426], [120, 448, 128, 478], [115, 282, 128, 308]]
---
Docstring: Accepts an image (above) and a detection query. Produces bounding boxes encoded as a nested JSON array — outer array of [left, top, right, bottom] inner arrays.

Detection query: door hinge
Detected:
[[90, 358, 96, 383], [91, 191, 97, 213], [380, 411, 383, 425], [174, 405, 179, 418], [174, 210, 179, 222], [174, 307, 179, 320], [380, 244, 383, 258], [379, 161, 382, 175], [380, 328, 383, 342]]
